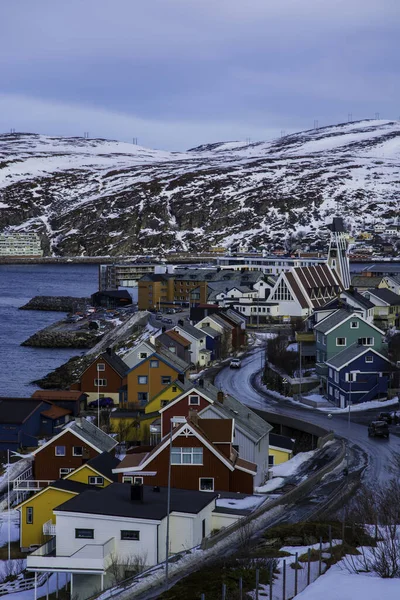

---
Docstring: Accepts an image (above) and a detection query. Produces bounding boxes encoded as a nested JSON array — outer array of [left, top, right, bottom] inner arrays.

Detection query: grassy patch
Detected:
[[263, 521, 373, 548], [251, 548, 292, 559]]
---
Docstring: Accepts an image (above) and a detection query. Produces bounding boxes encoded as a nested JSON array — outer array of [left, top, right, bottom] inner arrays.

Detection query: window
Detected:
[[340, 394, 345, 404], [75, 529, 94, 539], [168, 346, 176, 353], [94, 379, 107, 386], [271, 279, 293, 301], [172, 386, 177, 392], [334, 372, 339, 383], [88, 476, 104, 485], [161, 400, 169, 407], [161, 376, 172, 385], [134, 477, 143, 485], [171, 447, 203, 465], [199, 478, 214, 491], [189, 395, 200, 406], [138, 375, 148, 385], [328, 368, 333, 378], [138, 392, 148, 405], [350, 321, 359, 329], [150, 360, 159, 368], [97, 363, 105, 371], [336, 337, 346, 346], [139, 352, 148, 359], [121, 530, 140, 541], [345, 372, 357, 382], [55, 446, 66, 456], [328, 386, 333, 395], [268, 455, 275, 467], [335, 389, 339, 399], [122, 476, 133, 483], [26, 507, 33, 524], [365, 355, 373, 363], [317, 332, 322, 343], [358, 337, 374, 346], [322, 336, 326, 346], [59, 468, 74, 477], [73, 446, 83, 457]]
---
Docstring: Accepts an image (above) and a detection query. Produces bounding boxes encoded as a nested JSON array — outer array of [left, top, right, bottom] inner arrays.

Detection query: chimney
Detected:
[[217, 391, 224, 404], [188, 409, 199, 425], [106, 347, 112, 356], [131, 483, 144, 503], [198, 378, 204, 388], [177, 373, 185, 384]]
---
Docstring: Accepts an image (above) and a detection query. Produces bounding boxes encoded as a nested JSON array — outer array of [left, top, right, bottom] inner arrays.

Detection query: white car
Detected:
[[229, 358, 242, 369]]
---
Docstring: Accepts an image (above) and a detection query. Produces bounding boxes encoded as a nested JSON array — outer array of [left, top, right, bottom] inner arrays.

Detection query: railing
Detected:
[[30, 536, 56, 557], [0, 572, 49, 596], [27, 537, 115, 572], [13, 480, 53, 492], [43, 520, 56, 536]]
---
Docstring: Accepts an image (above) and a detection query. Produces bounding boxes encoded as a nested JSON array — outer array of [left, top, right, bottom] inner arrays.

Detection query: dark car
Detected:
[[378, 412, 393, 425], [88, 397, 114, 409], [368, 420, 390, 438]]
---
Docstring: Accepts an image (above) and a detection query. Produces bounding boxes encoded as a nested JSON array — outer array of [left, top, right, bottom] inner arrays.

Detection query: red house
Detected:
[[113, 414, 256, 494], [159, 383, 220, 436]]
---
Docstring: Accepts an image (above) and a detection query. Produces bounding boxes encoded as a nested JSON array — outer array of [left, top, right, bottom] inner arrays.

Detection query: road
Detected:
[[215, 346, 400, 486]]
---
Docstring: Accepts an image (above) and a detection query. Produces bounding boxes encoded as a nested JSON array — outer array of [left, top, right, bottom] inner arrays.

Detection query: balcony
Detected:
[[13, 480, 53, 492], [27, 537, 115, 573], [42, 520, 57, 536]]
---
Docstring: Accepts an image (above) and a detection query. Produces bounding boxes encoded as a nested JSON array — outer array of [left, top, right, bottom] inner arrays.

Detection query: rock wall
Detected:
[[19, 296, 90, 312]]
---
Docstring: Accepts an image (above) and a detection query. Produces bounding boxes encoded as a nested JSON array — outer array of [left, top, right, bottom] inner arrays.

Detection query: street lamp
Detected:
[[165, 416, 186, 584]]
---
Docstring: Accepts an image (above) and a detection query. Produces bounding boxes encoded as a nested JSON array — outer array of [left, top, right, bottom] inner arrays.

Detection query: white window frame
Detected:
[[365, 355, 373, 363], [94, 378, 107, 386], [26, 507, 33, 524], [350, 321, 359, 329], [73, 446, 83, 457], [268, 455, 275, 467], [336, 337, 346, 346], [138, 375, 148, 385], [171, 447, 203, 465], [199, 477, 214, 492], [120, 530, 140, 541], [328, 385, 333, 395], [134, 476, 143, 485], [55, 445, 66, 456], [334, 372, 339, 383], [59, 468, 74, 477], [88, 476, 104, 485], [97, 363, 106, 371], [328, 368, 333, 378], [188, 395, 200, 406], [122, 476, 133, 483], [345, 372, 357, 382], [150, 360, 159, 368], [139, 352, 148, 359]]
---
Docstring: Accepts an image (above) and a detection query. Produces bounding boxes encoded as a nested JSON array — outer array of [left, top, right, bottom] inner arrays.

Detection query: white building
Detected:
[[27, 483, 217, 600], [0, 232, 43, 256]]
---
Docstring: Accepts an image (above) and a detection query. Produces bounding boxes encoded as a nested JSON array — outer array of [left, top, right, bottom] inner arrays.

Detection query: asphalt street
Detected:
[[215, 347, 400, 486]]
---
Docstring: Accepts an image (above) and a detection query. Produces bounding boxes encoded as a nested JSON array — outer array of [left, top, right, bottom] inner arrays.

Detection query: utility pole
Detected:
[[375, 112, 380, 120], [314, 119, 319, 129], [348, 113, 352, 122]]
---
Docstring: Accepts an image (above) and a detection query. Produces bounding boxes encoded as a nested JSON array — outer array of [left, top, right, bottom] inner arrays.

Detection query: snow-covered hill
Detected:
[[0, 120, 399, 255]]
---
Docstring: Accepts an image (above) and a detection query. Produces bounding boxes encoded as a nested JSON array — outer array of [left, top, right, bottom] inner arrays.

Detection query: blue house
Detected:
[[199, 326, 222, 360], [325, 346, 392, 408], [0, 398, 71, 450]]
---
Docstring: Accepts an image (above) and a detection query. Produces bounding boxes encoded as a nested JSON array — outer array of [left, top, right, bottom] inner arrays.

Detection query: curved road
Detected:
[[215, 347, 400, 486]]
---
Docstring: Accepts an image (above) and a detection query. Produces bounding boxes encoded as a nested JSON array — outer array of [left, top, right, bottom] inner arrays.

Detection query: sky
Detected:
[[0, 0, 399, 150]]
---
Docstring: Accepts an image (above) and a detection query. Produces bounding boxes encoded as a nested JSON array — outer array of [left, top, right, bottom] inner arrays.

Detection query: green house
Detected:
[[314, 309, 386, 383]]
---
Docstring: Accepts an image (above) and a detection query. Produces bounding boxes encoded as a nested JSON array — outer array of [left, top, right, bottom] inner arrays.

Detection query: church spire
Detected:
[[326, 217, 351, 289]]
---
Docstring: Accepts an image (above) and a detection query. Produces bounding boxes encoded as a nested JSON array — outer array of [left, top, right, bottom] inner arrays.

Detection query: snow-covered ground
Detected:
[[303, 394, 399, 414], [0, 511, 20, 545], [255, 449, 318, 493], [294, 561, 400, 600], [216, 496, 266, 511]]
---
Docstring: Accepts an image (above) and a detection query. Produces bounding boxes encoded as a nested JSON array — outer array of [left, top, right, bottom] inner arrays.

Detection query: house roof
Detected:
[[362, 264, 400, 275], [285, 272, 308, 309], [55, 483, 218, 520], [223, 308, 247, 325], [314, 309, 355, 333], [99, 351, 129, 377], [41, 405, 71, 420], [351, 275, 383, 288], [175, 323, 206, 341], [155, 346, 191, 372], [207, 314, 234, 330], [16, 478, 91, 509], [139, 273, 170, 282], [32, 417, 118, 456], [0, 398, 47, 424], [325, 345, 391, 370], [84, 452, 121, 481], [198, 326, 221, 339], [270, 433, 295, 451], [31, 390, 87, 402], [93, 290, 132, 299], [365, 288, 400, 306], [291, 264, 342, 308], [163, 330, 191, 348], [341, 289, 375, 310]]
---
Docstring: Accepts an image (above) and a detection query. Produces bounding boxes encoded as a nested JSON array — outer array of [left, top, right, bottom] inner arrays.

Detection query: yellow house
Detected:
[[268, 434, 294, 467], [110, 379, 188, 444], [16, 453, 119, 550]]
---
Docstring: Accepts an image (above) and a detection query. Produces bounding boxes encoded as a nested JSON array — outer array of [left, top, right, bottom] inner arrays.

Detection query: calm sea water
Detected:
[[0, 264, 98, 397]]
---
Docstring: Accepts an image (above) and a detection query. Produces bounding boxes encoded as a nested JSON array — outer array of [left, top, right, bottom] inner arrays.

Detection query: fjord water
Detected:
[[0, 264, 98, 396]]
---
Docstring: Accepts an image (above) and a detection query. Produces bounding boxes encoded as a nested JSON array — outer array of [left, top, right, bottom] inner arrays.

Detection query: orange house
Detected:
[[123, 348, 190, 408]]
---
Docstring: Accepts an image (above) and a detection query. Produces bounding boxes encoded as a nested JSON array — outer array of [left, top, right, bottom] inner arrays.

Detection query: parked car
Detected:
[[162, 318, 173, 324], [229, 358, 242, 369], [368, 420, 390, 438], [88, 397, 114, 409], [378, 412, 395, 425]]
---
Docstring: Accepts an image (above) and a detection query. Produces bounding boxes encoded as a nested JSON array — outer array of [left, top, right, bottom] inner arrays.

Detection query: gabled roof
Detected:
[[41, 405, 71, 420], [31, 390, 87, 402], [68, 451, 120, 482], [365, 288, 400, 306], [326, 345, 391, 370], [80, 350, 129, 379], [198, 326, 221, 339], [55, 483, 217, 520], [314, 309, 385, 336], [270, 433, 295, 452], [174, 322, 207, 341], [351, 275, 383, 288], [162, 330, 191, 348], [32, 417, 118, 456], [126, 346, 190, 375], [207, 314, 234, 330], [197, 418, 234, 444], [341, 289, 375, 310]]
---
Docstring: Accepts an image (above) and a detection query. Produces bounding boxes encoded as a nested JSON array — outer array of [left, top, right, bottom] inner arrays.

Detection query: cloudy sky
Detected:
[[0, 0, 398, 150]]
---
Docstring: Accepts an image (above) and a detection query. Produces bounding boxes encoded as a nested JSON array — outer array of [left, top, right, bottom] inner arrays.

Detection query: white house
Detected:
[[122, 340, 158, 370], [26, 484, 217, 600], [173, 323, 211, 366]]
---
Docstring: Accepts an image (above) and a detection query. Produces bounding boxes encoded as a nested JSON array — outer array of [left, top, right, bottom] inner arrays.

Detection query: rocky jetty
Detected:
[[22, 320, 101, 348], [19, 296, 90, 312], [33, 355, 92, 389]]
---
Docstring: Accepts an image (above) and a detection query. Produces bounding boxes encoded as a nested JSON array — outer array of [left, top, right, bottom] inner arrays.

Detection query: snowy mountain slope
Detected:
[[0, 120, 399, 256]]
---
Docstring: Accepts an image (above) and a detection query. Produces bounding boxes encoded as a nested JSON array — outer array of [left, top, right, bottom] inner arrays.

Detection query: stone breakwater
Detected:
[[19, 295, 90, 312], [21, 320, 101, 348]]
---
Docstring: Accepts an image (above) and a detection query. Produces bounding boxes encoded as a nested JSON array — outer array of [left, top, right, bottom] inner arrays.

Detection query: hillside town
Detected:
[[0, 218, 399, 599]]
